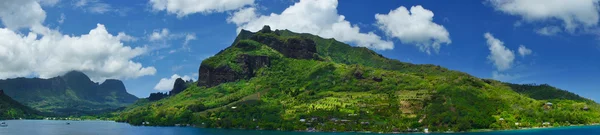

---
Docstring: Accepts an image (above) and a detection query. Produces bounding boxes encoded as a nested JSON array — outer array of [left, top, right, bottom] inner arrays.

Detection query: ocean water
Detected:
[[0, 120, 599, 135]]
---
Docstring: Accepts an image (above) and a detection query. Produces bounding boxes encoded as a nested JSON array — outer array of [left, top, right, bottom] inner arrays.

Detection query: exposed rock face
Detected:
[[236, 54, 271, 78], [197, 65, 240, 87], [251, 26, 318, 60], [197, 54, 271, 87], [169, 78, 187, 96], [148, 92, 168, 101], [196, 26, 317, 88]]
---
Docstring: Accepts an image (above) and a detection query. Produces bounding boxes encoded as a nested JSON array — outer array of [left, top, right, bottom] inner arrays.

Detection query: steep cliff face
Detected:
[[197, 54, 271, 87], [249, 27, 318, 60], [197, 26, 319, 88], [169, 78, 187, 96]]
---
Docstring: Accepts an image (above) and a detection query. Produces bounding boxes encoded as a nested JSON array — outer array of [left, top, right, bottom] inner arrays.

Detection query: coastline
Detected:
[[468, 123, 600, 133], [3, 119, 600, 134]]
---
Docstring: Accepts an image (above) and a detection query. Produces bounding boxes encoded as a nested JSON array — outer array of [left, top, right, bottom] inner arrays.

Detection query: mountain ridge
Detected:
[[0, 71, 138, 116], [117, 26, 600, 132]]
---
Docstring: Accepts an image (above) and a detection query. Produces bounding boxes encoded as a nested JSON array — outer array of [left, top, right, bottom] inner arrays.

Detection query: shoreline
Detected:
[[4, 119, 600, 134], [468, 123, 600, 133]]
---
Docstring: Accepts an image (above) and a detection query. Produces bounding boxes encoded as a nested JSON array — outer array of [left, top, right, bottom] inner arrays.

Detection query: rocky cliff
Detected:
[[197, 26, 316, 87]]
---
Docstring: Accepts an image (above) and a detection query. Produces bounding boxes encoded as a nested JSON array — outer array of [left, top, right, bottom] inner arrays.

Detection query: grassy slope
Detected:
[[117, 28, 600, 132], [0, 92, 41, 119]]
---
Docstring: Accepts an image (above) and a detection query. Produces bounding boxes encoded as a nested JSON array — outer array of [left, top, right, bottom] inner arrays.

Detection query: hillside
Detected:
[[0, 71, 138, 116], [117, 26, 600, 132], [0, 89, 40, 119]]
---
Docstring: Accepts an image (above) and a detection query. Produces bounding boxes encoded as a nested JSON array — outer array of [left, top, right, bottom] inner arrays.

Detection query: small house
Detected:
[[299, 119, 306, 122], [545, 102, 553, 106]]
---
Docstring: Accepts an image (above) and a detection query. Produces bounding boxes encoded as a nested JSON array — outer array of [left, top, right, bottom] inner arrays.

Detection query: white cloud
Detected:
[[484, 33, 515, 71], [149, 28, 170, 41], [0, 0, 46, 30], [182, 33, 196, 51], [488, 0, 600, 32], [57, 13, 66, 24], [154, 74, 192, 91], [149, 0, 255, 17], [229, 0, 393, 50], [0, 0, 156, 82], [518, 45, 532, 57], [74, 0, 114, 14], [116, 32, 137, 42], [227, 7, 258, 25], [535, 26, 562, 36], [0, 24, 156, 81], [375, 5, 451, 54]]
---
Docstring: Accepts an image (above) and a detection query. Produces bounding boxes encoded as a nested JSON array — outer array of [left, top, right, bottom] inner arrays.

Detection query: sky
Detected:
[[0, 0, 599, 102]]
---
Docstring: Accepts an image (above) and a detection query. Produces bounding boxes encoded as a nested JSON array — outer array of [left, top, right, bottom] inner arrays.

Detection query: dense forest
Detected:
[[115, 26, 600, 133], [0, 89, 42, 119]]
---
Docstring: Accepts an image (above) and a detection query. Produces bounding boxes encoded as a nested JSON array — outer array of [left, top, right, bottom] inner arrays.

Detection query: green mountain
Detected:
[[0, 71, 138, 116], [117, 26, 600, 132], [0, 89, 40, 119]]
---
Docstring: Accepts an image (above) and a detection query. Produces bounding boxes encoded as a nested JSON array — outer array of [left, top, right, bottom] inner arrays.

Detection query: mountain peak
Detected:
[[62, 71, 92, 82]]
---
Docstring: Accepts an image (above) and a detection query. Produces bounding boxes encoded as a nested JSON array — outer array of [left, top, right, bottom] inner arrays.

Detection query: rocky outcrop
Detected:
[[250, 26, 319, 60], [148, 92, 168, 101], [169, 78, 187, 96], [197, 65, 240, 87], [197, 54, 271, 87]]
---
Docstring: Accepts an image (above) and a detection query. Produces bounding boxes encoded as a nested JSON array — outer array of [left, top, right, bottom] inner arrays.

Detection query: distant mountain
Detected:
[[0, 71, 138, 116], [118, 26, 600, 132], [0, 89, 40, 119]]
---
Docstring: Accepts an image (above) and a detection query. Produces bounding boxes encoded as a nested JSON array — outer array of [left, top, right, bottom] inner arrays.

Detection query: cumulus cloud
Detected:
[[0, 0, 156, 82], [0, 24, 156, 81], [154, 74, 192, 91], [228, 0, 393, 50], [484, 33, 515, 71], [518, 45, 532, 57], [149, 0, 254, 17], [375, 5, 451, 54], [488, 0, 600, 32], [0, 0, 46, 30]]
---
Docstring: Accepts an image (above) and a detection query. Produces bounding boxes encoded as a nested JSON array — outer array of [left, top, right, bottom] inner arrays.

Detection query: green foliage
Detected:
[[202, 39, 282, 71], [0, 92, 41, 119], [116, 28, 600, 133]]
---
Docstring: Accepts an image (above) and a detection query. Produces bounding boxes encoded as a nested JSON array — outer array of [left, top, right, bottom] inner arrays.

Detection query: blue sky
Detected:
[[1, 0, 599, 102]]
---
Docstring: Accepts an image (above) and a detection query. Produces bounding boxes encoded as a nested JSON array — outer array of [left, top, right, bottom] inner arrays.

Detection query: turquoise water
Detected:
[[0, 120, 599, 135]]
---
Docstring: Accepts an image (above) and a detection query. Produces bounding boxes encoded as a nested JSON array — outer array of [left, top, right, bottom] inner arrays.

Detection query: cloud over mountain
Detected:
[[0, 0, 155, 82], [228, 0, 394, 50]]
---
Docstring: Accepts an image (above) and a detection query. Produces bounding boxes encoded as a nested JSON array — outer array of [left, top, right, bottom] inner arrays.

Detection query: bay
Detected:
[[0, 120, 599, 135]]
